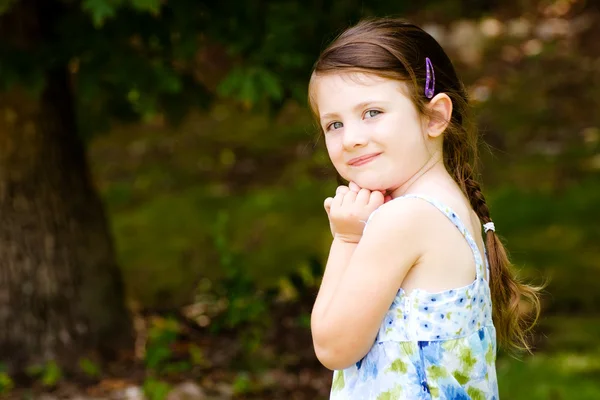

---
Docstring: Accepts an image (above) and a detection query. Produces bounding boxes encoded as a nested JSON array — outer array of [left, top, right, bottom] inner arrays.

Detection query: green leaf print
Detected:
[[376, 384, 403, 400], [453, 371, 470, 385], [387, 359, 408, 374], [396, 308, 404, 319], [442, 338, 460, 352], [460, 347, 477, 371], [332, 370, 345, 392], [485, 342, 495, 365], [427, 365, 449, 380], [467, 387, 486, 400], [427, 366, 447, 398], [399, 342, 415, 356]]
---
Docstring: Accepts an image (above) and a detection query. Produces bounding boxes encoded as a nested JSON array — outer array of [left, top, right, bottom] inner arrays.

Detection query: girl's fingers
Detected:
[[332, 192, 344, 212], [356, 188, 371, 205], [368, 190, 385, 207], [336, 185, 349, 196], [341, 189, 357, 206], [348, 181, 361, 192], [324, 197, 333, 214]]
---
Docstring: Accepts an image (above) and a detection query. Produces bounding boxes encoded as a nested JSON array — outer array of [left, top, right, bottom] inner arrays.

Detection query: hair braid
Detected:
[[460, 163, 541, 352], [462, 166, 491, 223]]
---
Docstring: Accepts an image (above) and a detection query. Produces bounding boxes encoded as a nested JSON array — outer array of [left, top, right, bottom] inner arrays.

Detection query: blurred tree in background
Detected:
[[0, 0, 598, 398]]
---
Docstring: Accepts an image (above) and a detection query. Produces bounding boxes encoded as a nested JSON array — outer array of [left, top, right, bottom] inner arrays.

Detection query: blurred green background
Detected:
[[92, 2, 600, 400], [1, 0, 599, 399]]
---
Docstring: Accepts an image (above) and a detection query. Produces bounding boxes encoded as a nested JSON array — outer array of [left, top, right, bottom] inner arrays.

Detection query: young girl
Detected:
[[309, 18, 541, 399]]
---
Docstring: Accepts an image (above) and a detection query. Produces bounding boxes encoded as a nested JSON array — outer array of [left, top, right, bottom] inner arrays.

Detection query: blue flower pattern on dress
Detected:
[[329, 194, 499, 399]]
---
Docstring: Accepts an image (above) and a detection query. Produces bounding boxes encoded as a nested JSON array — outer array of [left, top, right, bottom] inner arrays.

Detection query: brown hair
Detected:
[[309, 18, 541, 353]]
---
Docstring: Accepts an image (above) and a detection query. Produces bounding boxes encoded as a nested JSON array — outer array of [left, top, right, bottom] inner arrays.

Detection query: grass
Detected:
[[498, 351, 600, 399], [498, 316, 600, 400]]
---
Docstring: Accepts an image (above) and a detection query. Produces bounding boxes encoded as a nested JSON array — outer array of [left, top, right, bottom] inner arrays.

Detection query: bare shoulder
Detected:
[[364, 195, 439, 237], [353, 196, 436, 279]]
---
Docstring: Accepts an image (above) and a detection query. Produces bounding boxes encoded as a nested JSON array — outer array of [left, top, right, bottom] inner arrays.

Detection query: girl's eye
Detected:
[[365, 110, 381, 118], [327, 121, 343, 131]]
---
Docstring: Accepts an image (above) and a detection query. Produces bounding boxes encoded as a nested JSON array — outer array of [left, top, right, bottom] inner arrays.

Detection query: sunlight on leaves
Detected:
[[82, 0, 122, 27]]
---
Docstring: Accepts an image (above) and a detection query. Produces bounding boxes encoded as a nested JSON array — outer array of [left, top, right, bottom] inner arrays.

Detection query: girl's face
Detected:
[[312, 72, 435, 192]]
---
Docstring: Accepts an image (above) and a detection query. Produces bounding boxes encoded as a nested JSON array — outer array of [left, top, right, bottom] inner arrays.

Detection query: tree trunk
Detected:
[[0, 0, 132, 374]]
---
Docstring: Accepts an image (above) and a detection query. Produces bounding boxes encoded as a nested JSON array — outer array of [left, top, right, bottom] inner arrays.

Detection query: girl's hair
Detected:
[[308, 18, 541, 353]]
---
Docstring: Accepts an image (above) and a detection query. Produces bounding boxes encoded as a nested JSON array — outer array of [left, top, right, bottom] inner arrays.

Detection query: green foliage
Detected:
[[145, 317, 180, 372], [142, 377, 172, 400], [498, 317, 600, 399], [82, 0, 161, 27], [100, 103, 333, 308], [0, 373, 12, 394], [217, 66, 283, 108], [0, 0, 17, 16], [161, 360, 192, 375], [143, 317, 192, 400], [0, 363, 13, 395], [297, 312, 312, 329], [488, 177, 600, 313], [26, 361, 62, 388], [141, 317, 195, 400], [81, 0, 120, 26], [210, 211, 269, 330], [142, 315, 195, 377], [110, 188, 223, 308], [197, 210, 274, 360], [499, 355, 600, 400], [188, 344, 210, 368], [0, 0, 461, 139], [78, 357, 102, 378], [232, 371, 253, 395]]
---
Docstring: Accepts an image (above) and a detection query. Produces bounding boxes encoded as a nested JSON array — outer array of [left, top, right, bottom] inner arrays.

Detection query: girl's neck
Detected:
[[389, 150, 451, 198]]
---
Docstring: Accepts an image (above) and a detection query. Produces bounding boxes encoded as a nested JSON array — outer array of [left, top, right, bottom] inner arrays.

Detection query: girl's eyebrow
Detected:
[[319, 101, 387, 122]]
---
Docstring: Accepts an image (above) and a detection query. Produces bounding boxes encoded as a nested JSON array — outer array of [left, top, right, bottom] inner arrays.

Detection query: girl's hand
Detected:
[[323, 181, 388, 243]]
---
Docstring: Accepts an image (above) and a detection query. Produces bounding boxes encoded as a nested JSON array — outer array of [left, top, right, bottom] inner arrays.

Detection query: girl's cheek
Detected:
[[325, 137, 343, 161]]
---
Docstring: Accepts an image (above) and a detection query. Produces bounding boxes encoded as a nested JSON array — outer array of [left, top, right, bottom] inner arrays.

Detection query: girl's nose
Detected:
[[342, 123, 368, 150]]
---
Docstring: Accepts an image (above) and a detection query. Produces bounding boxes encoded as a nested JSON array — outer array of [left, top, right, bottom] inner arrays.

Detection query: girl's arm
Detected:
[[311, 237, 356, 324], [311, 197, 426, 370]]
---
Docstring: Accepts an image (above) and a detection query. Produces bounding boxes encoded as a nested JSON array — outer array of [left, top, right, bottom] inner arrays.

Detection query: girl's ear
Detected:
[[425, 93, 453, 138]]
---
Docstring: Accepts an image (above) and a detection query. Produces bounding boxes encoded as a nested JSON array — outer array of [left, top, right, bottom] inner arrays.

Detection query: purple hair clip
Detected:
[[425, 57, 435, 99]]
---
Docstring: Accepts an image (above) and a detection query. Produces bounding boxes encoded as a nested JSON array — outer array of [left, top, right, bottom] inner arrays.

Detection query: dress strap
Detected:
[[398, 194, 486, 279]]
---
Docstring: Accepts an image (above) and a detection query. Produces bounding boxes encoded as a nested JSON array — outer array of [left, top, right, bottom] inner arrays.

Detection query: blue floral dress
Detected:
[[329, 194, 499, 400]]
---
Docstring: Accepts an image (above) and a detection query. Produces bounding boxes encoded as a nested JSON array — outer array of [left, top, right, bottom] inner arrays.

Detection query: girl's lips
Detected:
[[348, 152, 381, 166]]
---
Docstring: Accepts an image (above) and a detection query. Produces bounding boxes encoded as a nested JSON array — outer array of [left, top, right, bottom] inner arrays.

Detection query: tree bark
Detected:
[[0, 0, 132, 374]]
